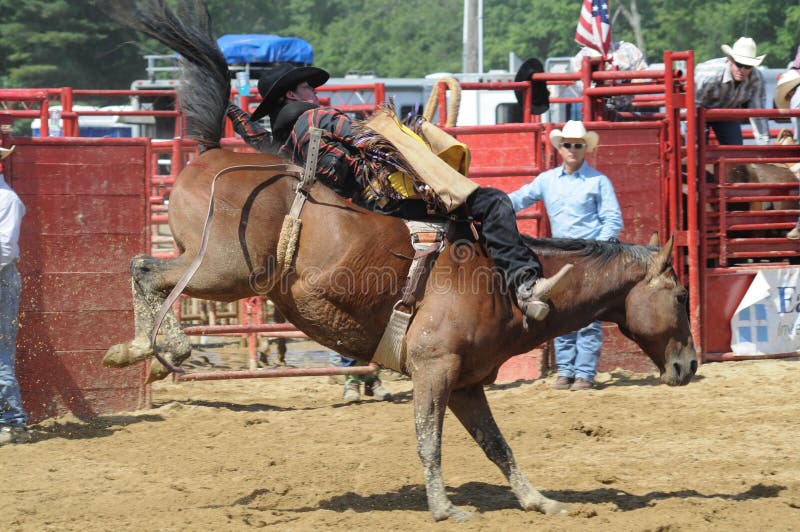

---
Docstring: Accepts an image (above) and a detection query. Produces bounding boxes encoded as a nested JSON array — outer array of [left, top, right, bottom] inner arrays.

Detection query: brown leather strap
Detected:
[[288, 128, 322, 218], [398, 242, 442, 309]]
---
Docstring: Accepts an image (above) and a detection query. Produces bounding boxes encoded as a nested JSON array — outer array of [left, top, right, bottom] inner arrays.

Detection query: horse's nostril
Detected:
[[690, 359, 698, 374], [673, 362, 682, 376]]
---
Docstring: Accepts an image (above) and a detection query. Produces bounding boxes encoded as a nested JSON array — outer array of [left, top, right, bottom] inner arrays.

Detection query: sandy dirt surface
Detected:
[[2, 354, 800, 531]]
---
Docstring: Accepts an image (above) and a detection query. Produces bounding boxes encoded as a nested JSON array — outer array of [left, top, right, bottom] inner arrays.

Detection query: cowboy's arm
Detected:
[[693, 64, 718, 109], [748, 117, 770, 145], [508, 175, 544, 212], [745, 73, 770, 145], [226, 103, 282, 153], [284, 108, 360, 198], [596, 176, 624, 240]]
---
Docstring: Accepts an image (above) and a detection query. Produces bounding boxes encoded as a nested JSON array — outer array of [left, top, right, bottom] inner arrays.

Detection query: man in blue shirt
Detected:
[[509, 121, 623, 390], [0, 142, 29, 444]]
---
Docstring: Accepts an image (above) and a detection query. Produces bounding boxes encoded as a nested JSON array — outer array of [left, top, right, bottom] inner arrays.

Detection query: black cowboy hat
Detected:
[[250, 64, 330, 121], [514, 57, 549, 115]]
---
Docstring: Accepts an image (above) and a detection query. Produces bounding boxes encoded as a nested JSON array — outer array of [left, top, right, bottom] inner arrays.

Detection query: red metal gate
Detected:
[[7, 136, 150, 421]]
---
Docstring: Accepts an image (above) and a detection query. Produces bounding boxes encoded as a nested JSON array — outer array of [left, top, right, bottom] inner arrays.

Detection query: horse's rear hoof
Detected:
[[431, 505, 472, 523], [145, 359, 172, 384], [103, 342, 151, 368], [541, 500, 569, 515]]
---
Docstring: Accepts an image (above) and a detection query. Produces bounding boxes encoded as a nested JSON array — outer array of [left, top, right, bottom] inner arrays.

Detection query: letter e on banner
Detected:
[[731, 268, 800, 355]]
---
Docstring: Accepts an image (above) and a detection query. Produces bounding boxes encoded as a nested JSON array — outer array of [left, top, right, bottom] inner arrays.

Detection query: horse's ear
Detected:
[[647, 231, 660, 247], [649, 234, 674, 277]]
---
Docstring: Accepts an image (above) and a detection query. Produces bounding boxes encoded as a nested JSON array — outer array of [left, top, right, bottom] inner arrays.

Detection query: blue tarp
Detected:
[[217, 34, 314, 65]]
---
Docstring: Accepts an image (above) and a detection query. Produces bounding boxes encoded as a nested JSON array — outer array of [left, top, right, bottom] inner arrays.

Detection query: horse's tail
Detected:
[[104, 0, 229, 151]]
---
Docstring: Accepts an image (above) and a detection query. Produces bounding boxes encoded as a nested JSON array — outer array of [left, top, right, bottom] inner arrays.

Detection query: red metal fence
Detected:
[[3, 50, 800, 418]]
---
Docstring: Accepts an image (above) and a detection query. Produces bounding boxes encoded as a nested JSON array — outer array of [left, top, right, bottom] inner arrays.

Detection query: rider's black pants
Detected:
[[466, 187, 542, 291]]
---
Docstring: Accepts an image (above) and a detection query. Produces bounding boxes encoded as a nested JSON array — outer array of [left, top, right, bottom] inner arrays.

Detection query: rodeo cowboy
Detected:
[[226, 64, 572, 322]]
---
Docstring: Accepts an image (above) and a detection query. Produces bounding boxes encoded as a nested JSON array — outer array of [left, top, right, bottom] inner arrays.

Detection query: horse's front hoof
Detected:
[[103, 342, 152, 368]]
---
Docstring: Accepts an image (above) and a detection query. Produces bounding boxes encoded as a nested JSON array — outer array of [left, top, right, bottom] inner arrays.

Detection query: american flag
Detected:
[[575, 0, 611, 58]]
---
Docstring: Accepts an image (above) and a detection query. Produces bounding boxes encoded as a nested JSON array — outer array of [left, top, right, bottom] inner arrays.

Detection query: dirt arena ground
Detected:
[[1, 355, 799, 531]]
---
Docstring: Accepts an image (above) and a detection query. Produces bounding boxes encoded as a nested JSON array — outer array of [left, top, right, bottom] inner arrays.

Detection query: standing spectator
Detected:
[[695, 37, 770, 145], [774, 67, 800, 143], [329, 352, 392, 403], [773, 69, 800, 239], [570, 40, 649, 120], [0, 142, 29, 445], [508, 121, 623, 391]]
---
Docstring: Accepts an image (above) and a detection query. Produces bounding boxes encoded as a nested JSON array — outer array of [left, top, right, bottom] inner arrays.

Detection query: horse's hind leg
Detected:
[[448, 384, 569, 516], [411, 354, 472, 522], [103, 254, 192, 382]]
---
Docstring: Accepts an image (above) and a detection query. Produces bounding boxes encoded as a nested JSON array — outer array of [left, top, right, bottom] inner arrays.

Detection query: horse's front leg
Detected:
[[448, 384, 569, 515], [410, 353, 471, 522]]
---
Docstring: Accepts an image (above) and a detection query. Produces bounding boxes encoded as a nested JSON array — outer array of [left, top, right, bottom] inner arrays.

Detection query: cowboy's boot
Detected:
[[517, 263, 574, 321], [364, 379, 393, 401], [343, 380, 361, 403]]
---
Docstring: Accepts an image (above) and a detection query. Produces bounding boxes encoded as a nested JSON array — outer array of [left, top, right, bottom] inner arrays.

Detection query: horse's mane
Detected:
[[103, 0, 230, 152], [521, 235, 654, 268]]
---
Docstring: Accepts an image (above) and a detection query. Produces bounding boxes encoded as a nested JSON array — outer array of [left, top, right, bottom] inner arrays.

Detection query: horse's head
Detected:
[[618, 235, 698, 385]]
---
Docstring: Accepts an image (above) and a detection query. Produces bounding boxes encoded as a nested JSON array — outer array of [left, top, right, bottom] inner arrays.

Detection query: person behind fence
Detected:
[[508, 121, 623, 391], [773, 68, 800, 240], [329, 352, 392, 403], [0, 142, 29, 446], [569, 40, 649, 120], [776, 54, 800, 144], [226, 64, 572, 322], [694, 36, 770, 146]]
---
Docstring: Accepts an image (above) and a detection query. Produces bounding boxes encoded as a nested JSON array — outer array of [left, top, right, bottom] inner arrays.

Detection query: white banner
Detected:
[[730, 268, 800, 355]]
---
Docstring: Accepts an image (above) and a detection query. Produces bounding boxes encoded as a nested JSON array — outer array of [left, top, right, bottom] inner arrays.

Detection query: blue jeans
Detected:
[[328, 353, 377, 385], [707, 120, 743, 145], [0, 263, 27, 427], [554, 321, 603, 382]]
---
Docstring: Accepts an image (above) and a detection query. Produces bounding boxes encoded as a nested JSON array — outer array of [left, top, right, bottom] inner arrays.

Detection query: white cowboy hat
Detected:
[[721, 37, 765, 67], [774, 69, 800, 109], [0, 145, 14, 160], [549, 120, 599, 153]]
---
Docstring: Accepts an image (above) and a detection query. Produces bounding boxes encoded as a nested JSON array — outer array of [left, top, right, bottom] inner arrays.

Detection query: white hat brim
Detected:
[[721, 44, 765, 67], [550, 129, 599, 153], [774, 76, 800, 109]]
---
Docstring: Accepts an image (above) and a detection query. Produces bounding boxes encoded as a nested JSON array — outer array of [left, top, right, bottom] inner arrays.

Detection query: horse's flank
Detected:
[[166, 149, 672, 389]]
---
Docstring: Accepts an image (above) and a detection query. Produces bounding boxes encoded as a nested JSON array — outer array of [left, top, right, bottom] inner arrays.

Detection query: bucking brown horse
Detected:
[[103, 0, 697, 522]]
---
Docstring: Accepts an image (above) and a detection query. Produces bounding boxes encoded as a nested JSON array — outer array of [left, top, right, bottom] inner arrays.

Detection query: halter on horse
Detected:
[[102, 0, 697, 522]]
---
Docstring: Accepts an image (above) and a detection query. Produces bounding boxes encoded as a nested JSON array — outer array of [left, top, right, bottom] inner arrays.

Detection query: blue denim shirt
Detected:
[[508, 161, 623, 240]]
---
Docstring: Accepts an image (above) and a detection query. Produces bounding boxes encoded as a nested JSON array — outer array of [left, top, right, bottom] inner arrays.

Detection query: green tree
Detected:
[[2, 0, 800, 88], [0, 0, 144, 88]]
